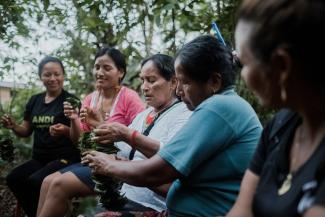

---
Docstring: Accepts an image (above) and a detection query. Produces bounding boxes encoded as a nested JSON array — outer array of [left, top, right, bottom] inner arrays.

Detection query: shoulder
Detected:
[[118, 87, 144, 112], [120, 86, 141, 99], [62, 89, 79, 100], [28, 92, 45, 103], [84, 91, 96, 99], [31, 92, 45, 99], [259, 109, 299, 157], [83, 91, 97, 102], [166, 102, 191, 117], [196, 90, 256, 123], [262, 109, 298, 143], [128, 107, 152, 126], [160, 102, 192, 130], [134, 107, 152, 119], [199, 89, 248, 111]]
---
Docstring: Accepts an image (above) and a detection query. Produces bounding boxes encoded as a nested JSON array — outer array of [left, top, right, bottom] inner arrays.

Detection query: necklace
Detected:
[[278, 125, 302, 196], [278, 173, 293, 195], [99, 86, 121, 120], [277, 122, 325, 196]]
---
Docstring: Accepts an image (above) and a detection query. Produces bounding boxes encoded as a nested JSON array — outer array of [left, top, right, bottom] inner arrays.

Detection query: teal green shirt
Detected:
[[158, 89, 262, 216]]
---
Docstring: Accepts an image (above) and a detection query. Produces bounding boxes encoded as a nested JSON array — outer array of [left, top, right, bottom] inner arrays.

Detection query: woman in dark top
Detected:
[[226, 0, 325, 217], [0, 56, 80, 217]]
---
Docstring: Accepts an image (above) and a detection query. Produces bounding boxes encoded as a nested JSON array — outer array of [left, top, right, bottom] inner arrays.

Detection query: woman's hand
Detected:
[[0, 114, 17, 129], [82, 150, 117, 175], [93, 122, 130, 144], [79, 106, 103, 127], [49, 123, 69, 137], [63, 101, 79, 120]]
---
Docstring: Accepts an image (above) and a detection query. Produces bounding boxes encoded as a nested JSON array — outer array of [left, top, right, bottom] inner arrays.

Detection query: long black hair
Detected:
[[175, 35, 236, 92]]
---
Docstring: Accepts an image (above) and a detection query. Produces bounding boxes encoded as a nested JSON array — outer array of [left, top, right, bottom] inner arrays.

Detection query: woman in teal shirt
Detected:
[[84, 35, 262, 216]]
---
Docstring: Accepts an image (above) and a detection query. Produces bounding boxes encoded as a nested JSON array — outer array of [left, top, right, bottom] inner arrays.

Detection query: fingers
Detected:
[[96, 139, 113, 145], [79, 107, 89, 123], [49, 126, 55, 136], [81, 151, 92, 164], [92, 127, 114, 143], [0, 114, 15, 128], [49, 126, 59, 137], [97, 123, 110, 129], [49, 123, 64, 136], [91, 132, 113, 144], [63, 102, 78, 118], [93, 128, 109, 136], [51, 123, 62, 128], [81, 157, 89, 165], [81, 150, 98, 165]]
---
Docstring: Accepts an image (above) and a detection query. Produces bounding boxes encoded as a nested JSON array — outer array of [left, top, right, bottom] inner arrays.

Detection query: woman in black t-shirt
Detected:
[[0, 56, 80, 217], [226, 0, 325, 217]]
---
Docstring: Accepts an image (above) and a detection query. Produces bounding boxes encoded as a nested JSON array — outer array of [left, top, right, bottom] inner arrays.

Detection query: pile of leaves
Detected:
[[0, 137, 14, 162], [0, 128, 14, 163], [79, 132, 126, 210]]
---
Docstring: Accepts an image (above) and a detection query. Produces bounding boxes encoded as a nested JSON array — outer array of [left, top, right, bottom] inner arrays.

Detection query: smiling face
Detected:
[[40, 62, 64, 94], [174, 58, 213, 111], [140, 60, 176, 111], [235, 21, 282, 107], [93, 55, 124, 90]]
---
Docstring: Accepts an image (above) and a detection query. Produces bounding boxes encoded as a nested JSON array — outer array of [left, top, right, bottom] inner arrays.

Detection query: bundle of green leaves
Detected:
[[79, 132, 126, 209], [65, 97, 81, 111], [0, 129, 14, 162], [79, 131, 97, 152]]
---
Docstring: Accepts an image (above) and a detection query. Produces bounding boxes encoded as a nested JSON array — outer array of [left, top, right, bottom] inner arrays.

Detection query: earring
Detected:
[[280, 85, 287, 102], [280, 72, 288, 102]]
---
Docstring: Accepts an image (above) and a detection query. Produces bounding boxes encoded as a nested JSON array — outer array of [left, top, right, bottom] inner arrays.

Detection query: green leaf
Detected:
[[163, 3, 175, 11], [43, 0, 50, 11], [155, 15, 161, 27]]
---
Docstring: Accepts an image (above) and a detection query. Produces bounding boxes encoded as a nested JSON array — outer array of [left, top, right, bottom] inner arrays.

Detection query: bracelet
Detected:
[[130, 130, 138, 148]]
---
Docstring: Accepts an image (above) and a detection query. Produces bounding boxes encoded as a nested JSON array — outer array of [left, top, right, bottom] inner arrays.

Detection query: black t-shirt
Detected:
[[249, 109, 325, 217], [24, 90, 80, 162]]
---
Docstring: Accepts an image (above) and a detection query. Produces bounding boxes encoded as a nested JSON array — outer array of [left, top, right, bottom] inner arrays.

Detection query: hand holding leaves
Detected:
[[64, 97, 81, 120]]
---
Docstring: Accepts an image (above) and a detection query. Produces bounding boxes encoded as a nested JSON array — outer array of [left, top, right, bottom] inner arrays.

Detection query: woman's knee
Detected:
[[48, 175, 73, 198], [41, 173, 57, 191], [49, 173, 89, 199]]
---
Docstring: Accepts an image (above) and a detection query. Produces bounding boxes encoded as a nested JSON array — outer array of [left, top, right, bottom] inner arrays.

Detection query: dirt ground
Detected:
[[0, 184, 18, 217]]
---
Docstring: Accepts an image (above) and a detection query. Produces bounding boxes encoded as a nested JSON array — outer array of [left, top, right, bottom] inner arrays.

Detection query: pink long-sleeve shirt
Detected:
[[80, 86, 145, 131]]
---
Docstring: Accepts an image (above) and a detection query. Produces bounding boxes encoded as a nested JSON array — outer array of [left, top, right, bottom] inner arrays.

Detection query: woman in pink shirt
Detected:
[[36, 47, 144, 217]]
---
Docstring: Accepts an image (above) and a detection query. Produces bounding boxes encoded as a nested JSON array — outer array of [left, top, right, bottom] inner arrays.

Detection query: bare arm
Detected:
[[83, 151, 180, 187], [149, 183, 172, 197], [124, 129, 160, 157], [63, 101, 81, 144], [69, 118, 81, 144], [305, 206, 325, 217], [1, 115, 32, 137], [226, 170, 260, 217], [94, 123, 160, 158], [12, 120, 32, 137]]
